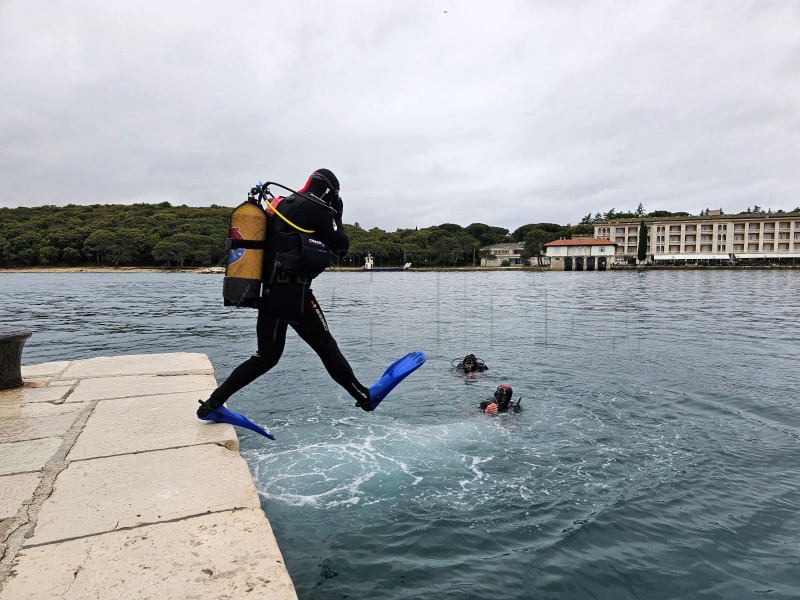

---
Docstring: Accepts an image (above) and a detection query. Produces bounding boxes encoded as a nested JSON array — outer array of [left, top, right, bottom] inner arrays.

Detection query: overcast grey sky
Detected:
[[1, 0, 798, 230]]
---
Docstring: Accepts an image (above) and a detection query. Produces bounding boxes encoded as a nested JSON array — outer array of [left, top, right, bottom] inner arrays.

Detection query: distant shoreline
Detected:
[[0, 266, 204, 274], [1, 264, 796, 274], [0, 266, 531, 274]]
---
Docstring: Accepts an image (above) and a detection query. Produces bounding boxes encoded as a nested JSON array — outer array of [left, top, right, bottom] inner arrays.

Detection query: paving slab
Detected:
[[0, 473, 41, 520], [67, 373, 217, 403], [46, 379, 77, 387], [68, 392, 238, 460], [29, 444, 261, 545], [0, 408, 83, 444], [61, 353, 214, 379], [0, 385, 70, 405], [20, 361, 70, 379], [1, 509, 297, 600], [0, 438, 62, 476], [0, 400, 82, 421]]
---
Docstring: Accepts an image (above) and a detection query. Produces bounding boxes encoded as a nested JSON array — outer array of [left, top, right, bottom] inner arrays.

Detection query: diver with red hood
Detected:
[[479, 384, 521, 414], [198, 169, 425, 427]]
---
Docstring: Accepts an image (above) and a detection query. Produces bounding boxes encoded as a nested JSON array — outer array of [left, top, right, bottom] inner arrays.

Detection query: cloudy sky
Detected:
[[1, 1, 798, 230]]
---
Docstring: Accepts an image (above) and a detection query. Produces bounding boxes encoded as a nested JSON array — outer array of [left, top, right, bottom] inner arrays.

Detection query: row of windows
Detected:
[[603, 221, 800, 235], [638, 243, 800, 254]]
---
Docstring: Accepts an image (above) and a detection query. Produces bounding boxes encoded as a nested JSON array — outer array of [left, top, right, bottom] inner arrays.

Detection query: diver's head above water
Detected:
[[494, 384, 513, 409], [299, 168, 340, 205], [462, 353, 477, 372]]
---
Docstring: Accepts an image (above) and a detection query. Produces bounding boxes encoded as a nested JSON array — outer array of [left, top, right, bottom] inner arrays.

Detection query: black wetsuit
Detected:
[[458, 362, 488, 374], [478, 399, 521, 413], [202, 190, 370, 413]]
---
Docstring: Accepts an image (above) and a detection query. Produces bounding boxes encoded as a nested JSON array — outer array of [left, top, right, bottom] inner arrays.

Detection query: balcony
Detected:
[[700, 235, 713, 242], [701, 225, 713, 232], [733, 244, 744, 251], [700, 244, 712, 252], [684, 235, 696, 242], [684, 245, 696, 252], [748, 244, 759, 251], [779, 222, 791, 230], [749, 224, 760, 230], [615, 228, 625, 234], [748, 234, 760, 241], [734, 234, 744, 241], [669, 226, 681, 233], [734, 224, 745, 231], [669, 235, 681, 242], [669, 245, 681, 252], [763, 234, 774, 241], [764, 223, 775, 231], [685, 225, 697, 232], [763, 243, 774, 251], [779, 243, 789, 251]]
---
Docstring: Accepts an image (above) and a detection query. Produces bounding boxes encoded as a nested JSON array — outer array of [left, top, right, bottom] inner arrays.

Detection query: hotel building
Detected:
[[594, 211, 800, 263]]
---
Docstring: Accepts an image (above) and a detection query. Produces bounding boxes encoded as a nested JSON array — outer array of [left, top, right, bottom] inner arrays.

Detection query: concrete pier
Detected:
[[0, 352, 297, 599]]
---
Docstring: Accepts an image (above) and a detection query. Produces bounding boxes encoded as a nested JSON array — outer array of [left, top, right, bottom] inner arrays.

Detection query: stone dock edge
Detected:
[[0, 352, 297, 599]]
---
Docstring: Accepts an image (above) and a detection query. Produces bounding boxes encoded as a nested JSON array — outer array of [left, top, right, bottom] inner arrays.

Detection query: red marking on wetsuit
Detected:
[[267, 196, 284, 215], [310, 299, 328, 331]]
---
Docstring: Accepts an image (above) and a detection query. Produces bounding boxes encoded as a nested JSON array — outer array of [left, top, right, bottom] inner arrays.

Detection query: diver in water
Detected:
[[454, 353, 488, 374], [479, 384, 521, 414], [199, 169, 422, 422]]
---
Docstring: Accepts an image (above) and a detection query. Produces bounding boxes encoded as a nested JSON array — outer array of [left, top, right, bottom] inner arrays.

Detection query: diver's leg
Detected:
[[290, 292, 370, 408], [198, 308, 288, 416]]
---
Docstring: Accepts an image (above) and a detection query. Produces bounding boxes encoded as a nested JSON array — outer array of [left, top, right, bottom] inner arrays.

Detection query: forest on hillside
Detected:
[[1, 203, 795, 268]]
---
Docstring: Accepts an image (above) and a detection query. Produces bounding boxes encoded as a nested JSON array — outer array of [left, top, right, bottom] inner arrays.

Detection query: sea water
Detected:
[[2, 270, 799, 599]]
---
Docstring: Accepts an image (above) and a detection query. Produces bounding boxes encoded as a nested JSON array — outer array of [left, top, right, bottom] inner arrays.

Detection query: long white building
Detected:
[[594, 211, 800, 263]]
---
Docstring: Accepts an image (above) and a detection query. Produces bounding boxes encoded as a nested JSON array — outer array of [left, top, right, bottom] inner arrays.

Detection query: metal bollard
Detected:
[[0, 326, 32, 390]]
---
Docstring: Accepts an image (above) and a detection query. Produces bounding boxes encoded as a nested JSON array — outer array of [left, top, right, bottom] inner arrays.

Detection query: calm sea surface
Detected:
[[2, 270, 799, 599]]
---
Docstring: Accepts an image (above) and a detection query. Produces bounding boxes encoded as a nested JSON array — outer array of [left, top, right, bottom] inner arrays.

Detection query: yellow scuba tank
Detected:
[[222, 197, 268, 307]]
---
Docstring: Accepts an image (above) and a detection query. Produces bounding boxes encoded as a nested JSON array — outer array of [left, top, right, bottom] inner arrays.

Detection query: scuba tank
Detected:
[[222, 190, 268, 307], [222, 180, 337, 307]]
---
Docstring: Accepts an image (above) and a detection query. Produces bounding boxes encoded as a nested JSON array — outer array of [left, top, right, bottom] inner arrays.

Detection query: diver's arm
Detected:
[[314, 200, 349, 254], [479, 399, 497, 413]]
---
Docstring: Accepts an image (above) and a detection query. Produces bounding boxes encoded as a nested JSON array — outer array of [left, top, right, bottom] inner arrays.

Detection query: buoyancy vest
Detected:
[[263, 196, 332, 283]]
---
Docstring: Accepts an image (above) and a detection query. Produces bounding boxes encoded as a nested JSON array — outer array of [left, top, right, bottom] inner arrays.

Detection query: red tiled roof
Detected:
[[543, 238, 617, 247]]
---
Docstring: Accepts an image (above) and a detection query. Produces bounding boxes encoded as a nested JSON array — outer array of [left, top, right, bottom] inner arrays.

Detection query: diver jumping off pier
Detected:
[[198, 169, 425, 438]]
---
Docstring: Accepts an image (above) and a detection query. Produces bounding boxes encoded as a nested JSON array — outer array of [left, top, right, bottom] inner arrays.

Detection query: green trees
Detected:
[[0, 204, 230, 268], [152, 240, 192, 267], [83, 229, 117, 264]]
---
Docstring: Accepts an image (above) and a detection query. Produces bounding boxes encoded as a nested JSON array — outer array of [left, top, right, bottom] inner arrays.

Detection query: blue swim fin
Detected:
[[200, 405, 275, 440], [367, 351, 426, 410]]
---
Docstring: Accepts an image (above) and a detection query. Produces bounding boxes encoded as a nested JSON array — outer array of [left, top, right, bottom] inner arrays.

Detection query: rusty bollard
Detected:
[[0, 326, 32, 390]]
